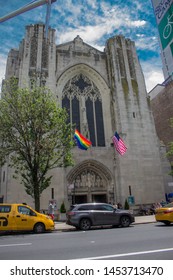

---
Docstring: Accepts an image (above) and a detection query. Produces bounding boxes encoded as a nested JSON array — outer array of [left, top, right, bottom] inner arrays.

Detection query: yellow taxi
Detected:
[[0, 203, 54, 233], [155, 202, 173, 225]]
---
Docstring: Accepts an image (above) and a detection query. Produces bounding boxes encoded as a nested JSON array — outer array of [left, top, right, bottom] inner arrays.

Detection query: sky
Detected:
[[0, 0, 165, 93]]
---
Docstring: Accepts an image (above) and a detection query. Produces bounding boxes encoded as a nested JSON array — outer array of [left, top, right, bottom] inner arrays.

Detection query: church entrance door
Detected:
[[72, 195, 87, 204], [92, 194, 107, 203], [67, 159, 113, 206]]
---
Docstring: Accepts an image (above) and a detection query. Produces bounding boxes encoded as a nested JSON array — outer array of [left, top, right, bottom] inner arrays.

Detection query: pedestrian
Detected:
[[139, 204, 149, 215], [117, 202, 123, 209], [149, 203, 156, 215], [48, 201, 55, 220]]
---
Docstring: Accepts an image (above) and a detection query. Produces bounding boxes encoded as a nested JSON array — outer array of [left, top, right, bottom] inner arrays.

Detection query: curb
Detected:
[[53, 220, 156, 231]]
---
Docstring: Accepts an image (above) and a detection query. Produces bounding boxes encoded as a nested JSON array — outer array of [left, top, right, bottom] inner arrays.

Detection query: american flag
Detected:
[[112, 132, 127, 155]]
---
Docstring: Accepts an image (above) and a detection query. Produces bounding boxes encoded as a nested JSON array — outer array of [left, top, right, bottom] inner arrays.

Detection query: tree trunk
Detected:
[[33, 181, 40, 212], [34, 194, 40, 212], [33, 165, 40, 212]]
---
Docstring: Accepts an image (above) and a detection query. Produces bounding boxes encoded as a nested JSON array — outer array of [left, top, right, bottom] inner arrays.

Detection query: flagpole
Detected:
[[112, 136, 123, 204], [113, 154, 120, 204], [0, 0, 56, 23]]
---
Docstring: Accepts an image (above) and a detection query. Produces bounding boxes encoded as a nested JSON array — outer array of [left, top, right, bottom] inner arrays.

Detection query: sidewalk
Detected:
[[54, 215, 156, 231]]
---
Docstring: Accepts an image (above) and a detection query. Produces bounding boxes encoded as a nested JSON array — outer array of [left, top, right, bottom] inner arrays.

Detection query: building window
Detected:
[[51, 188, 54, 200], [3, 171, 5, 182], [62, 74, 105, 146]]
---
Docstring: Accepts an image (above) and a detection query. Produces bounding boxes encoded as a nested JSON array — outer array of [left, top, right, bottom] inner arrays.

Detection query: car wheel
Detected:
[[79, 218, 91, 230], [163, 221, 171, 226], [120, 216, 131, 227], [34, 223, 45, 233]]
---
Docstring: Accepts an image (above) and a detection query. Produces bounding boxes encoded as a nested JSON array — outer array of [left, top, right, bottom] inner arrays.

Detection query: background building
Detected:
[[149, 81, 173, 197], [0, 23, 166, 210], [149, 0, 173, 197]]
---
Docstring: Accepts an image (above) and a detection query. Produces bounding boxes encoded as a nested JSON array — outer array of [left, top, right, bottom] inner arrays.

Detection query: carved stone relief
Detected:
[[73, 170, 106, 190]]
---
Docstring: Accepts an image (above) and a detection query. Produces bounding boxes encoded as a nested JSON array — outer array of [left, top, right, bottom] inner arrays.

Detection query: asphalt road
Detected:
[[0, 223, 173, 260]]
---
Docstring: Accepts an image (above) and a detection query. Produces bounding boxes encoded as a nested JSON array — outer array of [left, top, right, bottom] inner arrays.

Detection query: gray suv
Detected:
[[66, 203, 134, 230]]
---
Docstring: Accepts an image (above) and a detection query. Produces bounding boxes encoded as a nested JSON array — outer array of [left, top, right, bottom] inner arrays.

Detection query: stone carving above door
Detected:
[[66, 159, 112, 197], [74, 170, 105, 190]]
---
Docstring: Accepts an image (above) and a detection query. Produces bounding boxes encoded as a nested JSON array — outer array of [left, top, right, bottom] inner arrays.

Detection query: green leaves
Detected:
[[0, 79, 74, 210]]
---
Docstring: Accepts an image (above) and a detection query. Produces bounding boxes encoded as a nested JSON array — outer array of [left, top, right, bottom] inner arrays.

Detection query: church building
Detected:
[[0, 23, 166, 210]]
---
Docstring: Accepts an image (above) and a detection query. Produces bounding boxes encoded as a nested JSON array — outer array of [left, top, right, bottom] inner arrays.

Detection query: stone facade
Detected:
[[0, 23, 166, 210]]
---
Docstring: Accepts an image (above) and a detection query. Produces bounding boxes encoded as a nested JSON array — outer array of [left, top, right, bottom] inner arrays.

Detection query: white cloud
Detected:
[[129, 20, 146, 27], [86, 0, 97, 9], [58, 23, 113, 44], [135, 36, 159, 52], [57, 14, 147, 46], [0, 53, 7, 94], [141, 59, 164, 92]]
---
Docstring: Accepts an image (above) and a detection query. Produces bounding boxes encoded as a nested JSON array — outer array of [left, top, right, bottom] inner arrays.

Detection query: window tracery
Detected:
[[62, 74, 101, 101]]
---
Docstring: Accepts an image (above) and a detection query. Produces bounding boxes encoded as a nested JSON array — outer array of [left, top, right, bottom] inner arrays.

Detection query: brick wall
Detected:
[[151, 81, 173, 149]]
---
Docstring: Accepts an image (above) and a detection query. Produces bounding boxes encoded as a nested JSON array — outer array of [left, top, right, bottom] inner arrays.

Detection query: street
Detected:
[[0, 223, 173, 260]]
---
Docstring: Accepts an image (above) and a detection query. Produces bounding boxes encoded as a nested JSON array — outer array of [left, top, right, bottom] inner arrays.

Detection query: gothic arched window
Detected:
[[62, 74, 105, 147]]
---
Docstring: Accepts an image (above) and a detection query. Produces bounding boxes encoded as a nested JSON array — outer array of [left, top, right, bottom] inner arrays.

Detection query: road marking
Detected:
[[0, 243, 32, 248], [77, 247, 173, 260]]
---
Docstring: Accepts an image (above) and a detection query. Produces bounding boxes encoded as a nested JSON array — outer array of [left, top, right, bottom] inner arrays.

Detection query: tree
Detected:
[[124, 199, 129, 210], [0, 78, 74, 211], [60, 201, 66, 213], [167, 117, 173, 176]]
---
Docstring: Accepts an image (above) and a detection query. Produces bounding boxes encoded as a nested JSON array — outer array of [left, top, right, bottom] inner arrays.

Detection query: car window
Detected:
[[78, 205, 94, 210], [18, 206, 36, 216], [0, 205, 11, 213], [103, 205, 114, 211], [94, 205, 114, 211]]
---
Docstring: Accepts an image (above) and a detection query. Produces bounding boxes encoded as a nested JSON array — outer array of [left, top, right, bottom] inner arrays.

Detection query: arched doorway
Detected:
[[67, 159, 113, 205]]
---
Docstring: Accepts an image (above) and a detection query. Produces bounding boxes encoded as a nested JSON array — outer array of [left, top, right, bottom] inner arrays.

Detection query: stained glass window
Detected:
[[62, 74, 105, 146]]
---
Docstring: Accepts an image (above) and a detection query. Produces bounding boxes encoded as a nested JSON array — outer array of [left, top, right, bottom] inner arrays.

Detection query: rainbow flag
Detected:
[[74, 129, 92, 150]]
